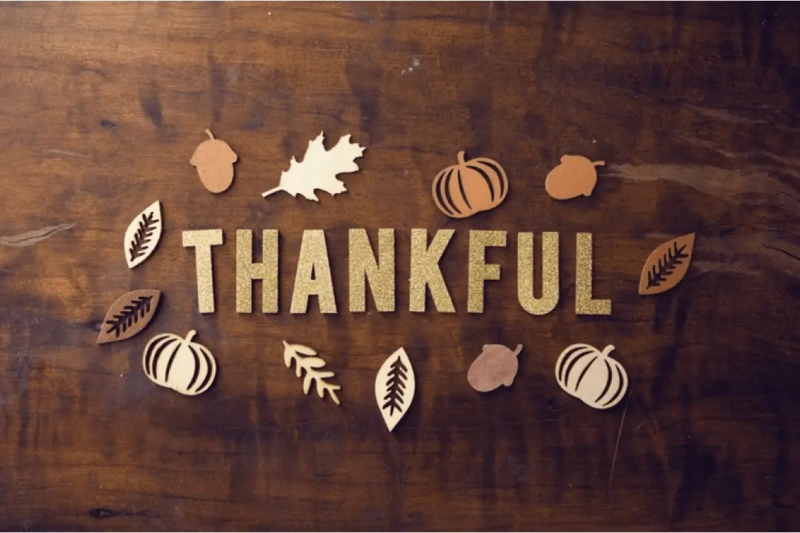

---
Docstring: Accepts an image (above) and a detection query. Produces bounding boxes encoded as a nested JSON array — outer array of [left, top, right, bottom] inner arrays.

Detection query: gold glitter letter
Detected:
[[291, 230, 337, 314], [517, 232, 559, 315], [349, 229, 395, 313], [182, 229, 224, 314], [575, 233, 612, 315], [467, 230, 507, 313], [236, 229, 279, 314], [409, 229, 455, 313]]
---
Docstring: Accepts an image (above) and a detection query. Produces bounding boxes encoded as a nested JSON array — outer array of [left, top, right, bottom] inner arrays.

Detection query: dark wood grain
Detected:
[[0, 2, 799, 530]]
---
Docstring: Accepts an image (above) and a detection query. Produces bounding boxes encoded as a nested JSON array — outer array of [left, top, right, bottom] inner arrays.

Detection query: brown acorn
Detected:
[[190, 129, 238, 194], [545, 155, 605, 200], [467, 344, 523, 392]]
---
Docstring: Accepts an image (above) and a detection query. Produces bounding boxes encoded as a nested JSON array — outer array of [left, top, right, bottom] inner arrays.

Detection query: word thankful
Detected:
[[182, 229, 612, 316]]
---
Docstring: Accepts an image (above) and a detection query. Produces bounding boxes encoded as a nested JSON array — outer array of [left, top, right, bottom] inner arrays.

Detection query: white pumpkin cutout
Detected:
[[555, 343, 628, 410], [143, 330, 217, 396]]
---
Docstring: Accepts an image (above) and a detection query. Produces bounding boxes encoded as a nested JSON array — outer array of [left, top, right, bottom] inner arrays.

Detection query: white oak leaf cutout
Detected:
[[282, 340, 341, 405], [375, 347, 415, 432], [124, 200, 162, 269], [262, 132, 365, 202]]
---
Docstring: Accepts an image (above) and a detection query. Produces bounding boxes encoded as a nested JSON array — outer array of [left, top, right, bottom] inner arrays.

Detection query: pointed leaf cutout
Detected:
[[282, 340, 341, 405], [638, 233, 696, 295], [375, 347, 415, 432], [124, 201, 163, 268], [97, 289, 162, 345], [262, 132, 365, 202]]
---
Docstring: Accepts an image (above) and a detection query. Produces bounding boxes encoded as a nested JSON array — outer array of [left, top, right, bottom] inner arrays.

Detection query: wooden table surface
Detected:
[[1, 2, 799, 531]]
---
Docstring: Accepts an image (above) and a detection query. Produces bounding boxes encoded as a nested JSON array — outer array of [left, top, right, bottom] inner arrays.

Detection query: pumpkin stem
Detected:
[[593, 160, 605, 167], [205, 129, 215, 140], [185, 330, 197, 343], [601, 344, 615, 357], [457, 150, 466, 166], [513, 344, 523, 357]]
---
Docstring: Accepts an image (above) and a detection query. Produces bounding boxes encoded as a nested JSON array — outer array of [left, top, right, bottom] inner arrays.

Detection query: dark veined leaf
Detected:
[[97, 289, 162, 345], [638, 233, 696, 295]]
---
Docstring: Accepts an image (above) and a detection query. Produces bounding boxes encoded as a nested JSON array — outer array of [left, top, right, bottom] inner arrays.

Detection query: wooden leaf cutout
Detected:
[[262, 132, 365, 202], [293, 344, 317, 356], [282, 340, 341, 405], [375, 347, 415, 432], [97, 289, 162, 345], [124, 200, 163, 268], [638, 233, 696, 295], [304, 357, 327, 369]]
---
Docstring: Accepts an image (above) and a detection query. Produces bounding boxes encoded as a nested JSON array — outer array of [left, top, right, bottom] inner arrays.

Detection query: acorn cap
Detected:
[[190, 129, 238, 167]]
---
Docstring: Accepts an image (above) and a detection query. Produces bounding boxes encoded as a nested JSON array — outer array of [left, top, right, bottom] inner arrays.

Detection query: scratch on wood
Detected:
[[684, 102, 800, 133], [607, 389, 632, 494], [763, 243, 800, 262], [674, 134, 800, 172], [779, 190, 800, 205], [89, 508, 117, 519], [0, 223, 75, 247], [608, 163, 799, 202], [43, 149, 90, 158], [89, 507, 158, 520]]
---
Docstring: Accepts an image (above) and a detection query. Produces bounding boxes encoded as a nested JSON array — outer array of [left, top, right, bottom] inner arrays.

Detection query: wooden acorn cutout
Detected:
[[467, 344, 522, 392], [545, 155, 605, 200], [555, 343, 628, 410], [124, 200, 162, 268], [638, 233, 696, 295], [97, 289, 161, 344], [190, 129, 238, 193], [143, 330, 217, 396], [375, 348, 416, 431], [432, 151, 508, 218], [282, 341, 341, 405]]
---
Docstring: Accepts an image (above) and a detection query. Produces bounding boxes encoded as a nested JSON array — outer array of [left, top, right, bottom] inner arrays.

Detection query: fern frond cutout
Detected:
[[646, 241, 689, 289], [282, 340, 341, 405], [128, 212, 159, 262], [382, 356, 407, 416], [375, 348, 415, 431], [124, 201, 163, 268], [96, 289, 162, 345], [105, 295, 153, 337], [638, 233, 696, 296]]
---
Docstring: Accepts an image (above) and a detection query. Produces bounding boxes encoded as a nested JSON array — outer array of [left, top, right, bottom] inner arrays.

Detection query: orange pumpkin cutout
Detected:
[[432, 151, 508, 218]]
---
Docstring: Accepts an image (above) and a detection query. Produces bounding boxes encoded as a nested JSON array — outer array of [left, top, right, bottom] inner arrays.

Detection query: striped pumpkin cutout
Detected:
[[555, 343, 628, 410], [431, 151, 508, 218], [143, 330, 217, 396]]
